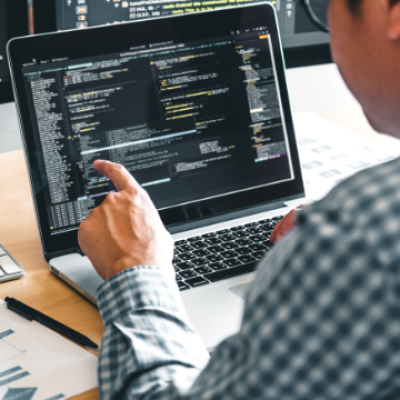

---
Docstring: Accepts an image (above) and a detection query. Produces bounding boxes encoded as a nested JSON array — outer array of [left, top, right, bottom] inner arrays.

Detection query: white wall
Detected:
[[286, 63, 359, 112]]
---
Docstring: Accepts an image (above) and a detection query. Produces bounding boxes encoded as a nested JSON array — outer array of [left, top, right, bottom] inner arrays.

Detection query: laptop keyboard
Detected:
[[174, 215, 283, 291]]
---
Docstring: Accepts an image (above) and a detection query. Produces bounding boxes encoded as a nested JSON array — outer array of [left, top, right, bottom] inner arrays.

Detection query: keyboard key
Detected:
[[176, 275, 182, 281], [237, 238, 252, 246], [202, 232, 217, 239], [221, 242, 239, 250], [249, 244, 265, 252], [221, 250, 238, 259], [193, 249, 210, 257], [0, 257, 21, 275], [207, 254, 223, 263], [236, 247, 252, 255], [232, 230, 249, 238], [180, 253, 198, 261], [259, 219, 272, 224], [219, 234, 236, 242], [208, 245, 224, 253], [205, 238, 222, 245], [191, 258, 208, 267], [191, 241, 208, 250], [176, 244, 192, 252], [261, 225, 274, 232], [204, 261, 257, 282], [194, 266, 213, 275], [244, 222, 259, 227], [217, 229, 230, 235], [187, 236, 202, 242], [178, 281, 190, 290], [252, 251, 266, 260], [263, 242, 273, 252], [272, 216, 283, 221], [262, 240, 274, 250], [223, 258, 242, 267], [238, 255, 257, 263], [209, 262, 227, 271], [177, 262, 193, 270], [180, 270, 198, 279], [250, 235, 264, 243], [172, 257, 181, 264], [174, 266, 180, 272], [186, 276, 209, 287], [247, 228, 263, 235], [175, 240, 188, 246], [230, 225, 244, 231]]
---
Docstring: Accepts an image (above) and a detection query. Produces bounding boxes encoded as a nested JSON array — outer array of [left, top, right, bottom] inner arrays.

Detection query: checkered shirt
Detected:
[[97, 157, 400, 400]]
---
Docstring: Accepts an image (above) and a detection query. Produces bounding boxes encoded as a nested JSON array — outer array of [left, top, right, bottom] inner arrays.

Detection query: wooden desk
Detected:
[[0, 106, 398, 400], [0, 151, 102, 398]]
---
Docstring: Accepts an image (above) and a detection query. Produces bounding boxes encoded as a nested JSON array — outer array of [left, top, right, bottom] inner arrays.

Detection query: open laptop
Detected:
[[8, 3, 305, 350]]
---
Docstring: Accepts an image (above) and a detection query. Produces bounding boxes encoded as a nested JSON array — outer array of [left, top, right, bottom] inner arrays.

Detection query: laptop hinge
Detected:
[[166, 200, 287, 235]]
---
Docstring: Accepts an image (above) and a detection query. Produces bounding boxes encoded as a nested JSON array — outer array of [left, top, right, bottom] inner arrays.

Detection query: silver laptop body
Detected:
[[8, 3, 305, 350]]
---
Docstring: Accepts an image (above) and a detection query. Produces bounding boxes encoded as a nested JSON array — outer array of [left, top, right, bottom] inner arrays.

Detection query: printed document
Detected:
[[0, 300, 97, 400]]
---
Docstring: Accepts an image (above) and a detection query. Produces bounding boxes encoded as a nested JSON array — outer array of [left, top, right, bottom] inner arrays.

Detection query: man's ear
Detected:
[[387, 0, 400, 40]]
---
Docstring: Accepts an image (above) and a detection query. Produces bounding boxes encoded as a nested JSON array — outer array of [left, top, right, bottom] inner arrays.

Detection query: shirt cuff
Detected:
[[96, 266, 186, 326]]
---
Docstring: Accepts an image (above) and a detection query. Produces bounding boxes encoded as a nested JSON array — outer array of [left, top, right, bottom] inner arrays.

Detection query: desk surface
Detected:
[[0, 155, 102, 396], [0, 106, 398, 400]]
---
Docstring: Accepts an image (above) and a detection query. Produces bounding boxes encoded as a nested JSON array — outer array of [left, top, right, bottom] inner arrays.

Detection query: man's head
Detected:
[[329, 0, 400, 137], [346, 0, 400, 12]]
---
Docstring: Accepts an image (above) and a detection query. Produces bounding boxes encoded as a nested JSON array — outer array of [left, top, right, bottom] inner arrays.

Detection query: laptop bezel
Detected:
[[8, 3, 304, 260]]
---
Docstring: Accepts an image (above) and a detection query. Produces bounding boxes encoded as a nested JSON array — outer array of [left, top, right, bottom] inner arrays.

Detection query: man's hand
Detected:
[[78, 160, 174, 280], [269, 209, 298, 244]]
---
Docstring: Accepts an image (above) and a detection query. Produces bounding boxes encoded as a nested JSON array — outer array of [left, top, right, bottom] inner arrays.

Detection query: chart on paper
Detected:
[[0, 300, 97, 400], [293, 112, 400, 201], [0, 329, 26, 364]]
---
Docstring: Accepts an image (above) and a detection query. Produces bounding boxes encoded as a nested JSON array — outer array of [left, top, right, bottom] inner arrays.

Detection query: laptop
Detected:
[[8, 3, 305, 350]]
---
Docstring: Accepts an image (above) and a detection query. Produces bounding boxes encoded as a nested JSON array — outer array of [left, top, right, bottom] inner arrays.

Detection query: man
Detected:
[[79, 0, 400, 398]]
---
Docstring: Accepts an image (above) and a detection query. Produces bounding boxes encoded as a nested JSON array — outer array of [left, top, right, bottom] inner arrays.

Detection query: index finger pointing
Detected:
[[94, 160, 140, 192]]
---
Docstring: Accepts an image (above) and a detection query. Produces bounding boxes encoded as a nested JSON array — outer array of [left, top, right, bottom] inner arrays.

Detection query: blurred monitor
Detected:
[[0, 0, 29, 103], [0, 1, 8, 84], [32, 0, 331, 68]]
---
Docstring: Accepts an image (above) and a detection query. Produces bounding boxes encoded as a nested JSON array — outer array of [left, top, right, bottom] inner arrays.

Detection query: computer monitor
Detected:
[[32, 0, 331, 68], [0, 0, 29, 104], [10, 4, 304, 250]]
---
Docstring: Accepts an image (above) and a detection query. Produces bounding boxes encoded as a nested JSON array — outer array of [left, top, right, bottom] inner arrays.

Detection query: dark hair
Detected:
[[348, 0, 400, 11]]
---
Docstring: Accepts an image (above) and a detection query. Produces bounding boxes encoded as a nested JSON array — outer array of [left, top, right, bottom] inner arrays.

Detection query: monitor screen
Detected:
[[0, 0, 9, 83], [0, 0, 29, 103], [21, 26, 295, 237], [53, 0, 329, 49]]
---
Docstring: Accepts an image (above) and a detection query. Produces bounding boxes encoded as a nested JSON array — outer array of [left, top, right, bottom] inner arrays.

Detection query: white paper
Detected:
[[293, 112, 400, 201], [0, 300, 97, 400]]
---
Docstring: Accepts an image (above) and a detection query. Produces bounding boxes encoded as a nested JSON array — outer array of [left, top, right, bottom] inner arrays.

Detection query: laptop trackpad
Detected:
[[229, 283, 249, 300]]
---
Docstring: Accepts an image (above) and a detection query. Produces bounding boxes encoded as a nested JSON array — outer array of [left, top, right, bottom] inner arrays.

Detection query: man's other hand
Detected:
[[269, 209, 298, 244], [78, 160, 174, 280]]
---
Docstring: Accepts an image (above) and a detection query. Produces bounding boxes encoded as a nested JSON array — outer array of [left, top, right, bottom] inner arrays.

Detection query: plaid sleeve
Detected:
[[96, 160, 400, 400], [96, 266, 210, 400], [97, 231, 400, 400]]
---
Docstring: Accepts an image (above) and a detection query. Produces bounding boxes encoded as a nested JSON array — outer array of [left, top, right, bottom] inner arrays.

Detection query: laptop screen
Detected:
[[10, 5, 304, 255]]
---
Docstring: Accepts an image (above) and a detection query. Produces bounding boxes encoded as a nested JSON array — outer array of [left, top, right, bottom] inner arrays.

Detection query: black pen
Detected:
[[5, 297, 98, 349]]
